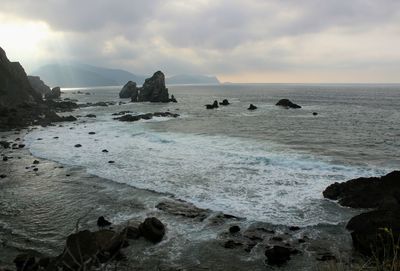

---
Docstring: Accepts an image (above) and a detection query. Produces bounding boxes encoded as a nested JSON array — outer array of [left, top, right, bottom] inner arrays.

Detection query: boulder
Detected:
[[138, 71, 170, 102], [45, 87, 61, 100], [229, 225, 241, 234], [61, 230, 98, 269], [248, 104, 257, 110], [169, 95, 177, 103], [139, 217, 165, 243], [276, 99, 301, 109], [119, 81, 138, 99], [97, 216, 112, 228], [122, 226, 141, 239]]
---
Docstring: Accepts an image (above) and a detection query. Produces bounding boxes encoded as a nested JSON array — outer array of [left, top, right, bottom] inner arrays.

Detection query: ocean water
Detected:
[[24, 83, 399, 227]]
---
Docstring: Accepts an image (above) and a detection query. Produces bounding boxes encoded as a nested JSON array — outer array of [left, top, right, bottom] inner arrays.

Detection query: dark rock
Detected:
[[102, 149, 109, 153], [122, 226, 141, 239], [27, 76, 51, 98], [2, 156, 7, 161], [229, 225, 241, 234], [323, 171, 400, 209], [265, 246, 297, 266], [33, 160, 40, 164], [276, 99, 301, 109], [119, 81, 138, 99], [0, 141, 10, 148], [169, 94, 177, 103], [271, 236, 283, 242], [45, 86, 61, 100], [313, 112, 318, 116], [112, 111, 133, 116], [0, 174, 6, 178], [156, 200, 210, 220], [289, 226, 300, 231], [316, 252, 337, 262], [298, 238, 306, 243], [13, 253, 35, 271], [114, 112, 179, 122], [45, 99, 79, 112], [139, 217, 165, 243], [248, 104, 257, 110], [205, 100, 219, 109], [18, 144, 25, 148], [85, 114, 96, 118], [224, 240, 243, 249], [138, 71, 170, 102], [88, 132, 96, 135], [33, 168, 38, 172], [97, 216, 112, 228], [346, 209, 400, 256], [219, 99, 230, 106], [108, 161, 115, 164], [74, 144, 82, 148]]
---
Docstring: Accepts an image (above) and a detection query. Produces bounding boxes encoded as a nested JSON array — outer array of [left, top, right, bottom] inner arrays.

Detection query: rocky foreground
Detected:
[[324, 171, 400, 257]]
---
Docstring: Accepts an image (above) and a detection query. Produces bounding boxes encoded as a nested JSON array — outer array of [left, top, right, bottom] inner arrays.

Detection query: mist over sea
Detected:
[[25, 83, 400, 226]]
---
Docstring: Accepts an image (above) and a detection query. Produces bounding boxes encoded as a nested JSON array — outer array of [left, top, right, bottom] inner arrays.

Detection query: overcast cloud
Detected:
[[1, 0, 400, 82]]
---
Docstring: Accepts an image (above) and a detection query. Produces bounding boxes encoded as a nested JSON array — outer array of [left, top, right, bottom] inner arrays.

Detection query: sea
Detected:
[[1, 83, 400, 269]]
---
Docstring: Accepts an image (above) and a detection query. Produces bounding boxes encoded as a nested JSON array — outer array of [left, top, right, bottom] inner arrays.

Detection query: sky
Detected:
[[1, 0, 400, 83]]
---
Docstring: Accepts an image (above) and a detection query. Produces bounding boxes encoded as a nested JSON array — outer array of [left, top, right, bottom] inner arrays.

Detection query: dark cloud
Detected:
[[1, 0, 400, 81]]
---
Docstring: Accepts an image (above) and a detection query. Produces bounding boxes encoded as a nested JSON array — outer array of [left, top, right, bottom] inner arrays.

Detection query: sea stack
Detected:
[[138, 71, 170, 103], [119, 81, 138, 99], [276, 99, 301, 109]]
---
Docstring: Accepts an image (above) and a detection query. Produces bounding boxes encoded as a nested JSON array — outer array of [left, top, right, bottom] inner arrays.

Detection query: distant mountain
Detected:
[[33, 63, 220, 88], [33, 63, 147, 88], [166, 74, 220, 85]]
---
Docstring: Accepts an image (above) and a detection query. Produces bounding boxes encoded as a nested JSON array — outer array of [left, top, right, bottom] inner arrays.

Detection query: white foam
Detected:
[[24, 120, 386, 226]]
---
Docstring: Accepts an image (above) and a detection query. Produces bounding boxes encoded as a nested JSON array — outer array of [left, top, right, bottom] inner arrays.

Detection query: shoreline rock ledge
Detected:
[[323, 171, 400, 256]]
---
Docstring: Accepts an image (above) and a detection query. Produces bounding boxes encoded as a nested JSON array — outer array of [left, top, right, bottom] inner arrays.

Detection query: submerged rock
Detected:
[[248, 104, 257, 110], [276, 99, 301, 109], [156, 200, 210, 220], [265, 246, 298, 266], [119, 81, 138, 99], [205, 100, 219, 109], [219, 99, 230, 106]]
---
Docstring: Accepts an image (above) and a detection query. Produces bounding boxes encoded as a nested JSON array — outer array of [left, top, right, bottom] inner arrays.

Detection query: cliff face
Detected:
[[28, 76, 51, 97], [0, 47, 42, 108]]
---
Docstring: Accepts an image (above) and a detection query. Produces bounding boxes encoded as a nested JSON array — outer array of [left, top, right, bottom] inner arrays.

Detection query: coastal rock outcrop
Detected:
[[276, 99, 301, 109], [219, 99, 230, 106], [119, 81, 138, 99], [139, 217, 166, 243], [248, 104, 257, 110], [114, 112, 179, 122], [323, 171, 400, 256], [45, 87, 61, 100], [27, 76, 51, 98], [205, 100, 219, 109], [138, 71, 170, 102]]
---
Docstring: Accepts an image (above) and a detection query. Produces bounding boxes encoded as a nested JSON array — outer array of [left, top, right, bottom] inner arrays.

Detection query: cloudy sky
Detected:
[[1, 0, 399, 83]]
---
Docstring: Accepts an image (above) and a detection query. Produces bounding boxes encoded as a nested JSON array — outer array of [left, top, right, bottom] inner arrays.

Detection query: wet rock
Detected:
[[85, 114, 97, 118], [316, 252, 337, 262], [108, 161, 115, 164], [229, 225, 241, 234], [224, 240, 243, 249], [102, 149, 109, 153], [139, 217, 165, 243], [28, 75, 51, 97], [169, 94, 177, 103], [219, 99, 230, 106], [248, 104, 257, 110], [2, 156, 7, 161], [265, 246, 298, 266], [271, 236, 283, 242], [0, 141, 10, 148], [156, 200, 210, 220], [88, 132, 96, 135], [122, 226, 141, 239], [313, 112, 318, 116], [208, 212, 242, 225], [14, 253, 35, 271], [205, 100, 219, 109], [119, 81, 138, 99], [114, 112, 179, 122], [97, 216, 112, 228], [60, 230, 97, 269], [33, 168, 38, 172], [18, 144, 25, 148], [289, 226, 300, 231], [112, 110, 133, 116], [0, 174, 6, 178], [33, 160, 40, 164], [298, 238, 306, 243], [276, 99, 301, 109], [74, 144, 82, 148]]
